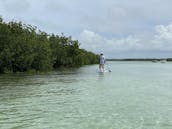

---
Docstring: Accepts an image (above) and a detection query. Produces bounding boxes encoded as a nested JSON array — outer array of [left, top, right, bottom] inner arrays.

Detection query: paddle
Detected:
[[106, 62, 111, 72]]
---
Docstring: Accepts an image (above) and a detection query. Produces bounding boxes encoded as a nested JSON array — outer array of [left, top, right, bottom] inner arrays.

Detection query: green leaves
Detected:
[[0, 17, 98, 73]]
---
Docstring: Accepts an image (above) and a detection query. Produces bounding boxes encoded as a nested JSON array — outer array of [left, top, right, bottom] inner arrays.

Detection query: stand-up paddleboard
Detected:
[[97, 63, 111, 73], [97, 69, 111, 73]]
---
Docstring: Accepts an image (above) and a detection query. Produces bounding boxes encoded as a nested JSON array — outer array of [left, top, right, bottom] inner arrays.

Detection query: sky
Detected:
[[0, 0, 172, 58]]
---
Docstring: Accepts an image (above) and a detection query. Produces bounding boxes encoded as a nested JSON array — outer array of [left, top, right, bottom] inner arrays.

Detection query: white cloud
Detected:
[[151, 23, 172, 51], [79, 22, 172, 58], [154, 23, 172, 41], [79, 30, 141, 54]]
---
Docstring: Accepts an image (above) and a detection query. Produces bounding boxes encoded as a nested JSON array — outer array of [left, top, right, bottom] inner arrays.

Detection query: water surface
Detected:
[[0, 61, 172, 129]]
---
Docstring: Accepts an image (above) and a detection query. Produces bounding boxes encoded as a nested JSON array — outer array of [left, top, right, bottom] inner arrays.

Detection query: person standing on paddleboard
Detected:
[[99, 52, 106, 72]]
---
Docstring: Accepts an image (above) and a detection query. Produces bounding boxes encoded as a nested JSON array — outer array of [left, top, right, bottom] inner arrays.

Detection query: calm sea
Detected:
[[0, 61, 172, 129]]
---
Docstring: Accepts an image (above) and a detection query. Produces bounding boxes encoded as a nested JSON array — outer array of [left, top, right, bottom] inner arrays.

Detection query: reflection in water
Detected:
[[97, 72, 105, 81]]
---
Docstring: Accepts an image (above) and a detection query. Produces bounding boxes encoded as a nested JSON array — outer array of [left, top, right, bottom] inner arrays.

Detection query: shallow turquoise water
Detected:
[[0, 61, 172, 129]]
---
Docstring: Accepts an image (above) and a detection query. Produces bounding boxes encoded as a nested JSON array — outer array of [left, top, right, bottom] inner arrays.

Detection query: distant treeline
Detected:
[[107, 58, 172, 61], [0, 17, 98, 73]]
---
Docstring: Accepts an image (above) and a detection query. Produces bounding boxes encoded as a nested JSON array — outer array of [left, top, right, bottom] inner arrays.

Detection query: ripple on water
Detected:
[[0, 62, 172, 129]]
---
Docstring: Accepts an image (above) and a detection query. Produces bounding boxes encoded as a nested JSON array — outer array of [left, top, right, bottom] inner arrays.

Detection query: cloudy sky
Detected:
[[1, 0, 172, 58]]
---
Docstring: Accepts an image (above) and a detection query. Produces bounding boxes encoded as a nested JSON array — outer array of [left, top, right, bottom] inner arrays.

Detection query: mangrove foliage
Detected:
[[0, 17, 98, 73]]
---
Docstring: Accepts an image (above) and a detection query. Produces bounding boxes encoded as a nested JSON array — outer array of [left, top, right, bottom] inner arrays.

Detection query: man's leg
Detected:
[[99, 64, 103, 71], [99, 64, 101, 70], [102, 64, 104, 71]]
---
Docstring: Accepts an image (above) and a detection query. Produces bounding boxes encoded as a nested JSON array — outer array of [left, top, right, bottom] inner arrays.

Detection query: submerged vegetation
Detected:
[[0, 17, 98, 73]]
